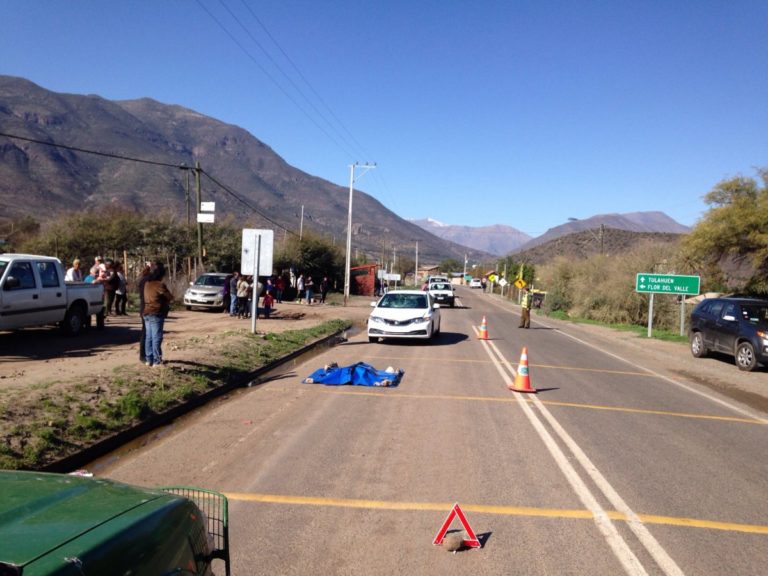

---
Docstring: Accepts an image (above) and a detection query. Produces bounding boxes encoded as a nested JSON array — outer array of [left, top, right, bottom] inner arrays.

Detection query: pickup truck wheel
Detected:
[[62, 304, 86, 336], [690, 332, 708, 358], [736, 342, 757, 371]]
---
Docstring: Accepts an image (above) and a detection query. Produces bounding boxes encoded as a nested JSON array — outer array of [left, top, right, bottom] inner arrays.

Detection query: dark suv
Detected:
[[689, 297, 768, 371]]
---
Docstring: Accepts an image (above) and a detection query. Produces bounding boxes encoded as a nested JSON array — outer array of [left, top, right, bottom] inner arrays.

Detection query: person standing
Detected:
[[101, 259, 119, 316], [236, 274, 250, 318], [137, 262, 151, 364], [65, 259, 83, 282], [143, 261, 174, 367], [305, 275, 314, 305], [296, 274, 305, 303], [275, 275, 285, 303], [229, 272, 240, 316], [114, 262, 128, 315], [262, 290, 274, 319], [319, 277, 329, 304], [519, 287, 533, 329]]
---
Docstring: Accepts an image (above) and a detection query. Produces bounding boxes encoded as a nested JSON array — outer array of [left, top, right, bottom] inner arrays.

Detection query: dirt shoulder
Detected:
[[0, 298, 372, 392]]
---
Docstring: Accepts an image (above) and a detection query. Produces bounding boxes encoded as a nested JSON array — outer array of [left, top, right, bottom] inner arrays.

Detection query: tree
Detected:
[[682, 168, 768, 293], [439, 258, 462, 273]]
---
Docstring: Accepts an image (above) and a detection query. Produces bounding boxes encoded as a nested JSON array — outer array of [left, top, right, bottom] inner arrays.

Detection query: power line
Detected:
[[226, 3, 402, 216], [195, 0, 356, 159], [0, 131, 182, 168], [236, 0, 373, 162], [0, 130, 298, 237]]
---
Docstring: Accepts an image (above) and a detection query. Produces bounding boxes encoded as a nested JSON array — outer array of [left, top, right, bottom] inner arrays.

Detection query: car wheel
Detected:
[[690, 332, 708, 358], [735, 341, 758, 371], [186, 305, 192, 311], [368, 336, 378, 343], [62, 304, 86, 336]]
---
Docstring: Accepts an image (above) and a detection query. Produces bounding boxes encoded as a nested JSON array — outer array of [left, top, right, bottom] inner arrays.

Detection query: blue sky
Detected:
[[2, 1, 766, 237]]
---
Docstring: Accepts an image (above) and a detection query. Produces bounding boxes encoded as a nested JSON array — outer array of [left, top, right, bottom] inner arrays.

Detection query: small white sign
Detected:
[[197, 212, 215, 223], [241, 229, 274, 276], [498, 278, 508, 287], [200, 201, 216, 212], [385, 273, 401, 281]]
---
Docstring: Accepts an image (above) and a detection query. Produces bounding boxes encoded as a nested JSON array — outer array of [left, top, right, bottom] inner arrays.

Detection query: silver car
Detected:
[[183, 273, 229, 311]]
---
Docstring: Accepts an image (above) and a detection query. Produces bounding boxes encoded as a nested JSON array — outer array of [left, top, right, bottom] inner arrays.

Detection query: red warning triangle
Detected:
[[432, 503, 481, 548]]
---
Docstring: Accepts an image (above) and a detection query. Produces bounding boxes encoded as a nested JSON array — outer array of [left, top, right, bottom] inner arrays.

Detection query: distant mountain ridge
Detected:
[[410, 219, 532, 256], [0, 75, 491, 264], [518, 211, 690, 251], [412, 212, 689, 256]]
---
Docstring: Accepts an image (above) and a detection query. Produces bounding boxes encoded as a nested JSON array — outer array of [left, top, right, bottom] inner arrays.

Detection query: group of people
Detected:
[[224, 272, 262, 319], [64, 256, 334, 367], [66, 256, 172, 368], [67, 256, 128, 316], [294, 274, 330, 305]]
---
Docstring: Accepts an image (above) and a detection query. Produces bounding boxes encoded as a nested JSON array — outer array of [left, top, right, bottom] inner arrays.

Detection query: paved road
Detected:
[[99, 286, 768, 575]]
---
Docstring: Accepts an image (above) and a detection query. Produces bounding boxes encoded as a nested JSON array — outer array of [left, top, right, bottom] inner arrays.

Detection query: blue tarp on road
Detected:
[[303, 362, 404, 387]]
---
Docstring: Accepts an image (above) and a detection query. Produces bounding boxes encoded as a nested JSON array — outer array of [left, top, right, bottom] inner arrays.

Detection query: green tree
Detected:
[[682, 168, 768, 293], [439, 258, 462, 273]]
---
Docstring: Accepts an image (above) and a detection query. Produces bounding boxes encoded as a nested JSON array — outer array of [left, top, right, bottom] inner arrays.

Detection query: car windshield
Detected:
[[378, 294, 428, 309], [430, 283, 449, 290], [741, 304, 768, 326], [195, 275, 226, 287]]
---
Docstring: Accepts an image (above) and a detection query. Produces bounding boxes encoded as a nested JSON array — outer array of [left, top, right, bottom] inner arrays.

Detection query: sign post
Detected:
[[635, 273, 700, 337], [242, 229, 274, 334]]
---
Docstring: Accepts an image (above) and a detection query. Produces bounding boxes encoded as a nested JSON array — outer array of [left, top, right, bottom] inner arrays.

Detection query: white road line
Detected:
[[480, 296, 768, 424], [479, 335, 684, 575]]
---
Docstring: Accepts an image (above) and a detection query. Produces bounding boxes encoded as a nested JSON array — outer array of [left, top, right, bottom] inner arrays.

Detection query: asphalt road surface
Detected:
[[99, 286, 768, 575]]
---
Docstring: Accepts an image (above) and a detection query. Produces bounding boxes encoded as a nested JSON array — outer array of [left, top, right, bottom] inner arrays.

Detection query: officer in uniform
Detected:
[[519, 287, 533, 329]]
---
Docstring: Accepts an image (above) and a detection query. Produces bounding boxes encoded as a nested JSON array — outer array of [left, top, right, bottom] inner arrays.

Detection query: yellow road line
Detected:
[[224, 492, 768, 536], [272, 387, 764, 426], [362, 353, 656, 378]]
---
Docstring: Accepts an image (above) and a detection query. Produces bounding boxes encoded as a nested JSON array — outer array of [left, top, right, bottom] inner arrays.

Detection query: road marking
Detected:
[[363, 352, 659, 378], [267, 387, 765, 427], [224, 492, 768, 536], [481, 339, 660, 575], [473, 301, 768, 425]]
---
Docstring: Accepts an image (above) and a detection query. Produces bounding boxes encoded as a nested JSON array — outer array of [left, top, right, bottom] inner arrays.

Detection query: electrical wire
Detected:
[[0, 130, 299, 237]]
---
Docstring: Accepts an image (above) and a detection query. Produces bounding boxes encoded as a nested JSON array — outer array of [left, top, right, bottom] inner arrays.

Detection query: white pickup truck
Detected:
[[0, 254, 105, 335]]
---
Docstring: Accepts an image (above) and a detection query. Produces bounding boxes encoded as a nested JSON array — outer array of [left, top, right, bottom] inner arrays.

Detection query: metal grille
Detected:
[[161, 486, 230, 576]]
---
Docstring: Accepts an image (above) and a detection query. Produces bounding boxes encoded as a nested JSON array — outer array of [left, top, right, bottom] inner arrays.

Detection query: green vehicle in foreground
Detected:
[[0, 471, 230, 576]]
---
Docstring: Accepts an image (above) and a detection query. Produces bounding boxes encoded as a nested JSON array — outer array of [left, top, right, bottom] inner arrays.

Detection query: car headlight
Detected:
[[369, 315, 384, 324]]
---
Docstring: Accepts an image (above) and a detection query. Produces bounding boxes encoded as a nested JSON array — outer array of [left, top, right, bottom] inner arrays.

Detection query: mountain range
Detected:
[[0, 75, 690, 263], [411, 212, 689, 256]]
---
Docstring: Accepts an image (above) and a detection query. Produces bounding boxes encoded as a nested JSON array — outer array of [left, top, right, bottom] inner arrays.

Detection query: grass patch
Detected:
[[0, 318, 351, 471], [541, 311, 689, 343]]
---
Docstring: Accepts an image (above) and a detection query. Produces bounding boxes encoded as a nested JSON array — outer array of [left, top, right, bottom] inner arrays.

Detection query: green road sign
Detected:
[[635, 273, 700, 295]]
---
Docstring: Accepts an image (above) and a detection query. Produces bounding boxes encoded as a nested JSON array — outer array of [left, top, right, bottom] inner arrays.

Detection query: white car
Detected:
[[469, 278, 482, 288], [427, 281, 455, 307], [368, 290, 441, 343]]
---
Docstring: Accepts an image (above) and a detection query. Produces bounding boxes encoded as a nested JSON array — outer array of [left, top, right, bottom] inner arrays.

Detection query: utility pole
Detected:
[[300, 205, 304, 241], [344, 162, 376, 306], [195, 161, 203, 271], [414, 240, 419, 287]]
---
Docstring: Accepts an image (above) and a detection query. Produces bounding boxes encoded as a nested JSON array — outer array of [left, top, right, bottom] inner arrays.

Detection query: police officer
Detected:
[[519, 287, 533, 329]]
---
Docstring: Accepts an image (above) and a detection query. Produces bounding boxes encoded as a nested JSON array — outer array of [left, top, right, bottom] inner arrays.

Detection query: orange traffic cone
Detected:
[[478, 315, 489, 340], [509, 347, 536, 393]]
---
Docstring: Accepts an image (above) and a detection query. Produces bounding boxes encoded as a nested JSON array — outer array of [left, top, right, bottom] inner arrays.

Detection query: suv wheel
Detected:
[[690, 332, 708, 358], [736, 341, 758, 371]]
